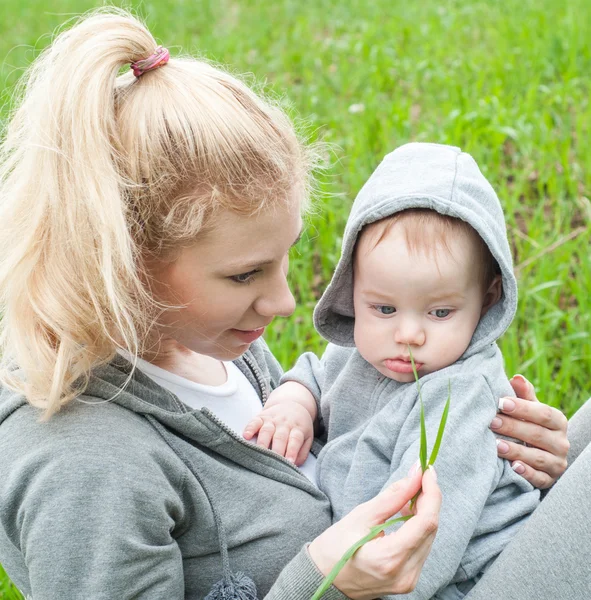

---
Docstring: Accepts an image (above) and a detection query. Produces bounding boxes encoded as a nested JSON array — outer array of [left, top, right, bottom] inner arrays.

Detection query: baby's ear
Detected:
[[481, 275, 502, 317]]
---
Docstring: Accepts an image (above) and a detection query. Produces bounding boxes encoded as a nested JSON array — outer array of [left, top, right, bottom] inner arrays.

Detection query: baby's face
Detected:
[[353, 225, 489, 383]]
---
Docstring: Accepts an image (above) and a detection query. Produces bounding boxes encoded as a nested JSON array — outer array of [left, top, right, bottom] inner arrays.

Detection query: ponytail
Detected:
[[0, 8, 317, 419]]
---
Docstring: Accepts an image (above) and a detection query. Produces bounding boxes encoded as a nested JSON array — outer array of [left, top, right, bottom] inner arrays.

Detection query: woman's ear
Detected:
[[481, 275, 503, 316]]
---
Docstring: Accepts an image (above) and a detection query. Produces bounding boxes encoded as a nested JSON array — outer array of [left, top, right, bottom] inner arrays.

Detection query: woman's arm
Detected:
[[465, 430, 591, 599], [0, 404, 187, 600], [492, 374, 569, 489], [267, 467, 441, 600]]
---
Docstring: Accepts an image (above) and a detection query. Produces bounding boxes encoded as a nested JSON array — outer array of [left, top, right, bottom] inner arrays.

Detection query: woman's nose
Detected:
[[253, 268, 296, 319]]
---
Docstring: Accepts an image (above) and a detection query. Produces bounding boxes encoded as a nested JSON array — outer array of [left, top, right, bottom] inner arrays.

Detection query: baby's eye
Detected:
[[430, 308, 452, 319], [375, 305, 396, 315]]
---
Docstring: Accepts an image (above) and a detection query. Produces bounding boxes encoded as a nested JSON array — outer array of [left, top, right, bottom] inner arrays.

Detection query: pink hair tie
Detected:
[[130, 46, 170, 77]]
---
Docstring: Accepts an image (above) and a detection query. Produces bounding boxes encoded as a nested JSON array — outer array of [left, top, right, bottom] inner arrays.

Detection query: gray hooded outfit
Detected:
[[0, 341, 349, 600], [283, 143, 540, 600]]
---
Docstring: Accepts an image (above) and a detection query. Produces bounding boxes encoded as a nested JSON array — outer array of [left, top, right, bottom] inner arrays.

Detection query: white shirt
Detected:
[[117, 351, 317, 484]]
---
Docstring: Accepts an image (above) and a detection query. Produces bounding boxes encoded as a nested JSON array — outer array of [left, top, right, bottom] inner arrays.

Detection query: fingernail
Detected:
[[513, 374, 526, 384], [498, 397, 516, 413], [491, 417, 503, 430], [408, 460, 421, 476], [512, 462, 525, 474], [496, 439, 510, 454], [428, 465, 437, 481]]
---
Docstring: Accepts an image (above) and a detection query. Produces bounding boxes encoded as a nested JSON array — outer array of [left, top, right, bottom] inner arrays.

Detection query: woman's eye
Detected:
[[431, 308, 452, 319], [375, 305, 396, 315], [230, 270, 260, 284]]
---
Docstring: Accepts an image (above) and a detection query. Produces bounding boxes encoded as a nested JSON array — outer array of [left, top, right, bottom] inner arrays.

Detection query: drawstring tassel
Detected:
[[204, 572, 258, 600], [146, 418, 258, 600]]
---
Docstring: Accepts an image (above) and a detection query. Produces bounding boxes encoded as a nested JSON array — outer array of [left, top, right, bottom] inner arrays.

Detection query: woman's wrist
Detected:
[[265, 544, 349, 600]]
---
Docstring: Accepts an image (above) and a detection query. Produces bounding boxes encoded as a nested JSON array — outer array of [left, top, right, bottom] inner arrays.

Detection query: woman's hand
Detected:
[[308, 467, 441, 599], [491, 374, 569, 489]]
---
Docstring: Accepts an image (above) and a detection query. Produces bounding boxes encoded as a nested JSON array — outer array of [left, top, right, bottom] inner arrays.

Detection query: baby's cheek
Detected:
[[438, 323, 473, 363], [355, 323, 383, 365]]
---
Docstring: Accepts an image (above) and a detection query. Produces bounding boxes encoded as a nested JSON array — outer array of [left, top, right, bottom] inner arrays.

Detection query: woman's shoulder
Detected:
[[0, 390, 191, 599], [0, 388, 187, 492]]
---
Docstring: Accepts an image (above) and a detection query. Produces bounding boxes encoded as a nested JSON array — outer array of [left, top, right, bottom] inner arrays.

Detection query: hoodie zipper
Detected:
[[241, 352, 269, 405]]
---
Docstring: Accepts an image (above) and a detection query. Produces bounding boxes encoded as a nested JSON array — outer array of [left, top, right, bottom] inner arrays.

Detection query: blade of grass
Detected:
[[428, 381, 451, 466], [408, 348, 427, 472], [409, 347, 425, 510]]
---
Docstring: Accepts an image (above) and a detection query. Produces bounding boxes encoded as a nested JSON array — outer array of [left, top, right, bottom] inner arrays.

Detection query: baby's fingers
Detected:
[[295, 435, 313, 466], [243, 416, 263, 440], [285, 429, 306, 464], [256, 420, 276, 450], [271, 425, 291, 457]]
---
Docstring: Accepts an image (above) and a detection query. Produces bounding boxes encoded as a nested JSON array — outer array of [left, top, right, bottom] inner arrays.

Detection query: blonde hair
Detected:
[[0, 8, 317, 419], [358, 209, 499, 289]]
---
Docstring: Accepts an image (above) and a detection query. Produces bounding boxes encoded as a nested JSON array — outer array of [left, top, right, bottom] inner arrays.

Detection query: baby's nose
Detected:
[[394, 320, 426, 346]]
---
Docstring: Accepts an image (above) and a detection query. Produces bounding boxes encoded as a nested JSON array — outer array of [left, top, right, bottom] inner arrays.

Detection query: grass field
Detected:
[[1, 0, 590, 596]]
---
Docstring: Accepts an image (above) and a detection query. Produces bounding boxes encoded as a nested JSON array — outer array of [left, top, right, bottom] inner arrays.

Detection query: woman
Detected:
[[0, 9, 568, 599]]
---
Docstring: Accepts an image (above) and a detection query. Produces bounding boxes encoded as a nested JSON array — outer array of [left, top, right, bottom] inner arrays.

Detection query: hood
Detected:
[[314, 142, 517, 358]]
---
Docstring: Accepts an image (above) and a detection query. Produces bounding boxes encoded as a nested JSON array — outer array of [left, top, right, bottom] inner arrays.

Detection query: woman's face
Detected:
[[147, 201, 302, 361]]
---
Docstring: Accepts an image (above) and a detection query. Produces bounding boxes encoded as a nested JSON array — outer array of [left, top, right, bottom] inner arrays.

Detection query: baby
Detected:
[[244, 143, 540, 599]]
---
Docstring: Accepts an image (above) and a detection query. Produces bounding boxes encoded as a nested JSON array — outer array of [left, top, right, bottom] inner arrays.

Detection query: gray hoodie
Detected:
[[284, 143, 540, 600], [0, 340, 348, 600]]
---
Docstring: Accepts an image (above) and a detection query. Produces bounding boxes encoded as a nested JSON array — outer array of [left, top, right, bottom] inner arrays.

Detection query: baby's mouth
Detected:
[[384, 357, 423, 374]]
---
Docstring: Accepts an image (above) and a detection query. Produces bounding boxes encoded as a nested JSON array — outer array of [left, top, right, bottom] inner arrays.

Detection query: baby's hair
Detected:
[[0, 8, 319, 419], [358, 208, 500, 289]]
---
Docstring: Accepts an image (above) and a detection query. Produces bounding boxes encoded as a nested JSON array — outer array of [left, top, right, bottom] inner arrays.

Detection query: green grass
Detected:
[[0, 0, 590, 595]]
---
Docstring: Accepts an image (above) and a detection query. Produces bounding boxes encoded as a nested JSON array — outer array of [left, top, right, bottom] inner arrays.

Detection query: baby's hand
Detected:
[[243, 385, 316, 465]]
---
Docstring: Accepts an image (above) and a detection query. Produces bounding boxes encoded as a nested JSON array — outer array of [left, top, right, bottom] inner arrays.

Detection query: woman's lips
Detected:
[[384, 358, 423, 374], [231, 327, 266, 344]]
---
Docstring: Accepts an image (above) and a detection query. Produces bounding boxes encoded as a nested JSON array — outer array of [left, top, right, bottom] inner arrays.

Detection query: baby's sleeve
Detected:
[[280, 344, 354, 438], [280, 350, 327, 437], [281, 352, 325, 403]]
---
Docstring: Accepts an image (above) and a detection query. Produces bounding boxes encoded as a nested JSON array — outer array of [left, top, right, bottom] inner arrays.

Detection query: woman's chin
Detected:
[[207, 339, 252, 361]]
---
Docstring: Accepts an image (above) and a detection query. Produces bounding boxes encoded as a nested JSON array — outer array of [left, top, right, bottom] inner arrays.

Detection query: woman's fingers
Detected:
[[491, 413, 568, 455], [356, 469, 441, 596], [308, 468, 441, 600], [494, 376, 569, 487], [498, 394, 568, 432], [505, 459, 555, 489], [509, 373, 539, 402], [496, 438, 568, 481], [401, 468, 441, 540], [357, 467, 423, 525]]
